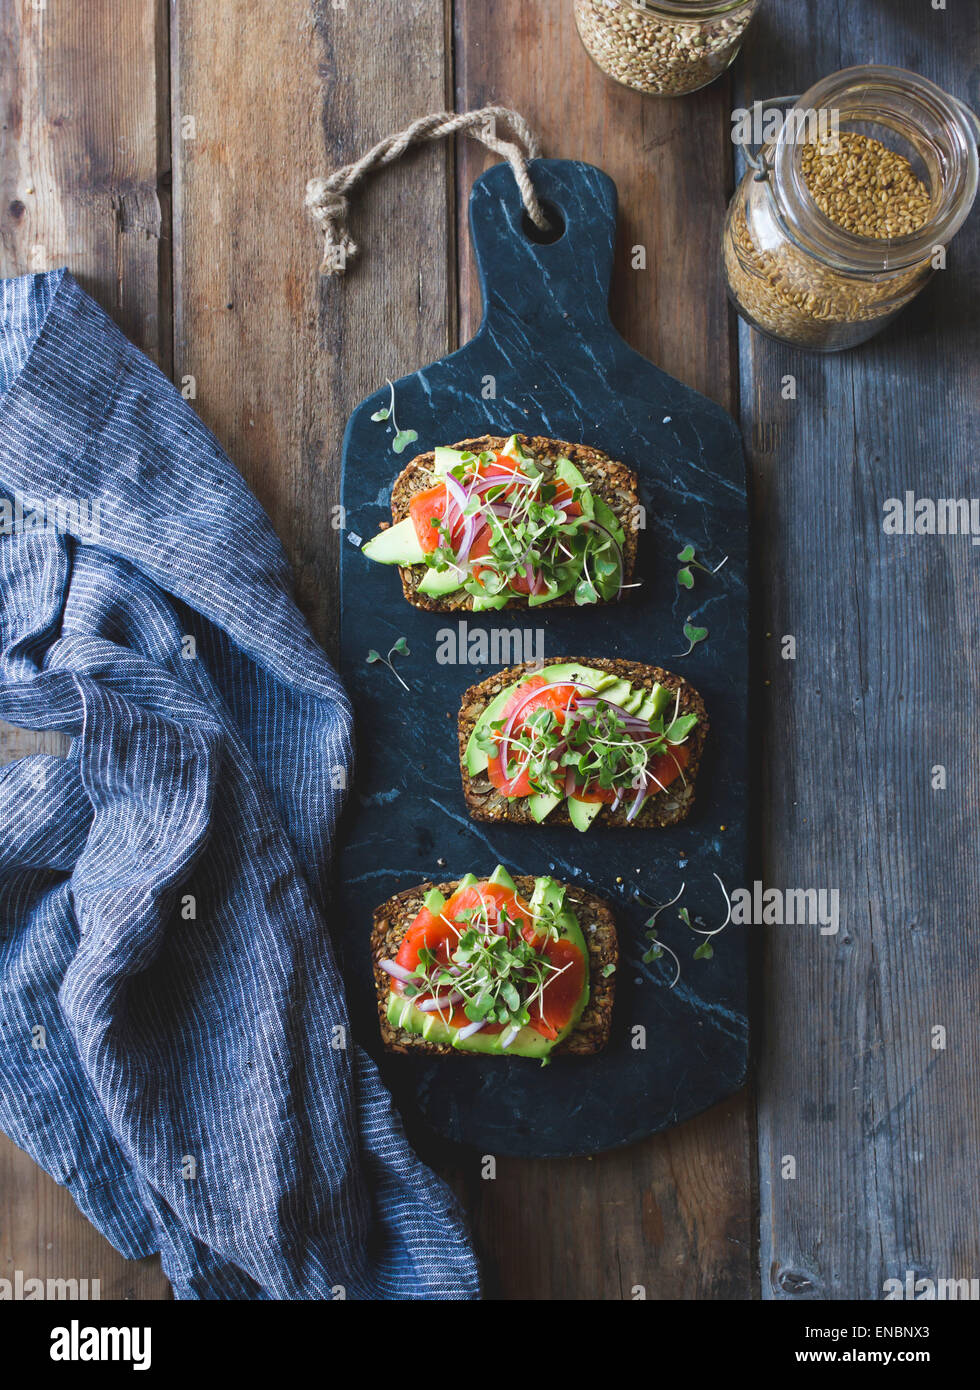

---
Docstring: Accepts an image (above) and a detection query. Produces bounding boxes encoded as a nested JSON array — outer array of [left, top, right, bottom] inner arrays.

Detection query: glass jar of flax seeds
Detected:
[[574, 0, 761, 97], [723, 66, 979, 350]]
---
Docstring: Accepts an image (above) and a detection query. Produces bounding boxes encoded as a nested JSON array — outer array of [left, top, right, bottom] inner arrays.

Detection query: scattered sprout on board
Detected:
[[676, 544, 728, 591], [674, 621, 708, 658], [641, 874, 733, 986], [371, 380, 418, 455], [366, 636, 411, 691]]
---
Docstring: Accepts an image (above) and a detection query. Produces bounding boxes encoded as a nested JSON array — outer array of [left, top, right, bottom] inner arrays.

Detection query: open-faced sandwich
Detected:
[[459, 657, 707, 831], [361, 433, 638, 611], [372, 864, 616, 1061]]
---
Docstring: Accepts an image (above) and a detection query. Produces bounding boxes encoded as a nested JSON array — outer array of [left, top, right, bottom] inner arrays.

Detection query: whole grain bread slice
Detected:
[[458, 656, 708, 829], [384, 433, 639, 612], [371, 875, 617, 1057]]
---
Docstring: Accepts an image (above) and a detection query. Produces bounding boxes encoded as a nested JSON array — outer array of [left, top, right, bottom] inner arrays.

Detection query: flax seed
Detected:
[[723, 133, 935, 349]]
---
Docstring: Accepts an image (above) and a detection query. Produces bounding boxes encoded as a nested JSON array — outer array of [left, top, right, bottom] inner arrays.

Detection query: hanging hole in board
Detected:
[[522, 199, 566, 245]]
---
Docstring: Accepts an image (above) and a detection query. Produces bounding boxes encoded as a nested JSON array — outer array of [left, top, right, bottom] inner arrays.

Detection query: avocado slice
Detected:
[[499, 434, 528, 462], [488, 863, 518, 893], [593, 677, 632, 708], [423, 886, 446, 914], [568, 797, 603, 832], [387, 994, 555, 1058], [471, 592, 510, 612], [619, 681, 673, 721], [636, 682, 673, 722], [529, 791, 561, 823], [362, 517, 425, 566], [418, 565, 464, 597], [433, 446, 470, 475]]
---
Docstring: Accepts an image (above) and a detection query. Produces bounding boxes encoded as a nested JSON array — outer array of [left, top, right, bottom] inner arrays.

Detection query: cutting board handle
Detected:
[[469, 158, 618, 334]]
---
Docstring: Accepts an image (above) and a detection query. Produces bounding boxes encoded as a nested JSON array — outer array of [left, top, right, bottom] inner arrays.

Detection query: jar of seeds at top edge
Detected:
[[723, 66, 979, 351], [574, 0, 761, 97]]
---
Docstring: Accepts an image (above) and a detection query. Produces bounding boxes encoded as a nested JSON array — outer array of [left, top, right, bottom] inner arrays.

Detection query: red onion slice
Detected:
[[379, 959, 417, 985], [625, 767, 672, 822], [469, 471, 525, 494], [455, 1019, 486, 1041], [417, 991, 464, 1012], [573, 695, 688, 739], [441, 472, 478, 568]]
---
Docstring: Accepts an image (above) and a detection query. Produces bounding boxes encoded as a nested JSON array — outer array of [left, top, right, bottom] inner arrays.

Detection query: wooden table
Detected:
[[1, 0, 977, 1301]]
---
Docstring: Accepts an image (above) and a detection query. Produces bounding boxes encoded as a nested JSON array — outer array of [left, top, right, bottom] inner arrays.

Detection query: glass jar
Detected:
[[574, 0, 760, 97], [723, 66, 979, 351]]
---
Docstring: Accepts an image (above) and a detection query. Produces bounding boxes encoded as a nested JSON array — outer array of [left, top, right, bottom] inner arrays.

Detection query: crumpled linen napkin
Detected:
[[0, 269, 480, 1300]]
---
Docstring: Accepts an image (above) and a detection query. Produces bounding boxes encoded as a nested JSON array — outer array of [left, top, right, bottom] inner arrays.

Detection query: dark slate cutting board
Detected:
[[337, 159, 749, 1158]]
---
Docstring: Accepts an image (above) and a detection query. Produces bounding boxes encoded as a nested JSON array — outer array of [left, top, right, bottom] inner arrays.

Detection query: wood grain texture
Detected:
[[734, 1, 980, 1299], [441, 1095, 753, 1300], [171, 0, 454, 659], [450, 0, 754, 1299], [0, 0, 171, 1299]]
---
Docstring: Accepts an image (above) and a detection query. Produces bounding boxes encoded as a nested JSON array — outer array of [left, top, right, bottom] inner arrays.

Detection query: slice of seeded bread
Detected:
[[384, 434, 639, 612], [458, 657, 708, 830], [371, 875, 617, 1057]]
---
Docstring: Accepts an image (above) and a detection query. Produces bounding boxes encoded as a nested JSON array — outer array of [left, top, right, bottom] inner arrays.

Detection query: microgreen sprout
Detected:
[[642, 931, 682, 988], [676, 544, 729, 591], [673, 620, 709, 658], [680, 873, 733, 961], [641, 882, 686, 985], [366, 636, 410, 691], [370, 379, 419, 455]]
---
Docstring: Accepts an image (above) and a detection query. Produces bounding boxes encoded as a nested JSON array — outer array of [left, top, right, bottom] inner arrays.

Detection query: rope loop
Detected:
[[306, 106, 546, 275]]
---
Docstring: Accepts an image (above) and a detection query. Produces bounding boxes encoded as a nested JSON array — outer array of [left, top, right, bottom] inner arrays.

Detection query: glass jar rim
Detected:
[[769, 65, 979, 274], [625, 0, 755, 17]]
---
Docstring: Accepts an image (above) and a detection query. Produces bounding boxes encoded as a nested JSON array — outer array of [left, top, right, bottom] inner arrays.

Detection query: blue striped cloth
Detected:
[[0, 269, 480, 1300]]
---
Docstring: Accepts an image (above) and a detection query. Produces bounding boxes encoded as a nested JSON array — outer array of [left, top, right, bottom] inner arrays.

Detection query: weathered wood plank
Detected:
[[0, 0, 171, 1300], [171, 0, 454, 659], [451, 0, 754, 1300], [734, 1, 980, 1299], [0, 1136, 166, 1301]]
